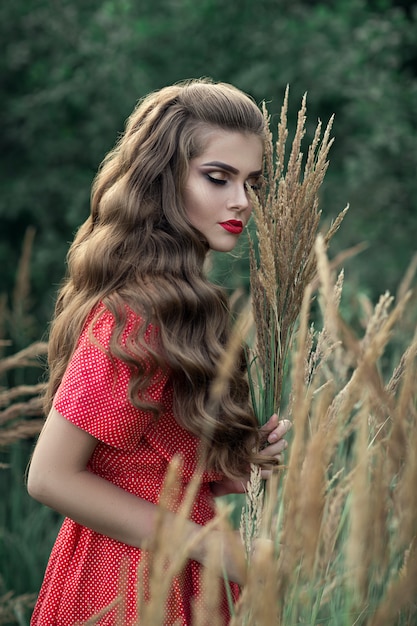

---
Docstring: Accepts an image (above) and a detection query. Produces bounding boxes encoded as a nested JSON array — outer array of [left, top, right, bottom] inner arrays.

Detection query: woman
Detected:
[[28, 78, 290, 625]]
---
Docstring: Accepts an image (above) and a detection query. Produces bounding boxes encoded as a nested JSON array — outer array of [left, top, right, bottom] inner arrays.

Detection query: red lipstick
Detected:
[[219, 220, 243, 234]]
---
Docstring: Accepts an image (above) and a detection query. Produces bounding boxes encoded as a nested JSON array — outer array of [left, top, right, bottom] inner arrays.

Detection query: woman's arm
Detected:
[[27, 408, 246, 582], [28, 409, 162, 546]]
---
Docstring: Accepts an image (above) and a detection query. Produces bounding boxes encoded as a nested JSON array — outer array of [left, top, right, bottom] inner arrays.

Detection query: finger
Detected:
[[261, 455, 285, 477], [261, 468, 273, 480], [261, 456, 284, 479], [260, 413, 279, 434], [267, 419, 292, 444], [261, 438, 288, 458]]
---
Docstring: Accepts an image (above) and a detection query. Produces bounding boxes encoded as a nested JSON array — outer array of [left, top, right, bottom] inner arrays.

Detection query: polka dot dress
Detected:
[[31, 304, 239, 625]]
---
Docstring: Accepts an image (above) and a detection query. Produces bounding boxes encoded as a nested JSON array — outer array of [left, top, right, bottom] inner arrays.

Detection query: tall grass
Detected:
[[237, 90, 417, 624], [0, 232, 59, 626], [81, 262, 416, 624], [1, 93, 417, 624]]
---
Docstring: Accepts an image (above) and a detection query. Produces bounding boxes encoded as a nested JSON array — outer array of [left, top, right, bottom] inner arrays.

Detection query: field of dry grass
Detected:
[[1, 91, 416, 625]]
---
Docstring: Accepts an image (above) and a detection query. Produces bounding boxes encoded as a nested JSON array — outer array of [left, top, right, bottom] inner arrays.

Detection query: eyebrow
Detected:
[[201, 161, 262, 177]]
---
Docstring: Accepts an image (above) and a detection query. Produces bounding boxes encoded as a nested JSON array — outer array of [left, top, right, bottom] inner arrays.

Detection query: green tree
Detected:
[[1, 0, 416, 339]]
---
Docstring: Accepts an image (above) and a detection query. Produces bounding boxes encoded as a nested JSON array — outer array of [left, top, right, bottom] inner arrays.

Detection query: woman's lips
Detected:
[[219, 220, 243, 234]]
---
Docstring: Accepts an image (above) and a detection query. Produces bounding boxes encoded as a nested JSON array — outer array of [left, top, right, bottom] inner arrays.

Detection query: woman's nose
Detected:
[[227, 183, 250, 211]]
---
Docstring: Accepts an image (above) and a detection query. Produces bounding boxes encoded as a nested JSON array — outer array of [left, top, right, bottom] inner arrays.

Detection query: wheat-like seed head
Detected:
[[249, 90, 347, 422], [239, 463, 263, 558]]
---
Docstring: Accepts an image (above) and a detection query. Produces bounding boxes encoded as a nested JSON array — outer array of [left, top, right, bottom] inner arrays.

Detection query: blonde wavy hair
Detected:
[[45, 78, 268, 478]]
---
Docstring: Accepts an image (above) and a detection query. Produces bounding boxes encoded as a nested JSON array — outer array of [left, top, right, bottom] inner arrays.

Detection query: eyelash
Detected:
[[206, 174, 226, 185], [207, 174, 260, 191]]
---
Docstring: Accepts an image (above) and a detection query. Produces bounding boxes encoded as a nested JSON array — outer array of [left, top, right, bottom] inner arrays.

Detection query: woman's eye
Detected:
[[206, 174, 227, 185]]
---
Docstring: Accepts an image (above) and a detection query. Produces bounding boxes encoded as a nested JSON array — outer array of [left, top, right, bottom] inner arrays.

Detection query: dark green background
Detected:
[[1, 0, 416, 342]]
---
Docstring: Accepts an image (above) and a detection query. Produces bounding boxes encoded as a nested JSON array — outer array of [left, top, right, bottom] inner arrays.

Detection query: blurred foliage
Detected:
[[1, 0, 416, 339]]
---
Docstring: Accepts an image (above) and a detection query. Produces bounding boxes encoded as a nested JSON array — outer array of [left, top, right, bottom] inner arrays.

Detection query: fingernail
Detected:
[[268, 433, 278, 443]]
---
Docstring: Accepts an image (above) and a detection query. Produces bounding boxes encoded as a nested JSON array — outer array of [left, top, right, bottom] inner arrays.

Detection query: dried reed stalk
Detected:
[[370, 539, 417, 626], [248, 87, 348, 425], [0, 342, 47, 377], [11, 226, 36, 315], [239, 462, 263, 558], [0, 592, 37, 625], [0, 226, 47, 449], [236, 186, 417, 623], [345, 399, 373, 599], [0, 347, 47, 447]]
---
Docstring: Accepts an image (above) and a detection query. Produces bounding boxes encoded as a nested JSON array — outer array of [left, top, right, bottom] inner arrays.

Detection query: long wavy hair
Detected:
[[45, 78, 269, 478]]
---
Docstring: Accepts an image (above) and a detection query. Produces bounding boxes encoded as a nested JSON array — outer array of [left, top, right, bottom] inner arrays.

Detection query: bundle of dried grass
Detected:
[[248, 87, 348, 425], [241, 89, 348, 569], [233, 243, 417, 625], [237, 89, 417, 624]]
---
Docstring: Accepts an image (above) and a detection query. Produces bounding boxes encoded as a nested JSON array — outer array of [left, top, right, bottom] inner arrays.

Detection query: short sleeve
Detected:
[[53, 305, 169, 451]]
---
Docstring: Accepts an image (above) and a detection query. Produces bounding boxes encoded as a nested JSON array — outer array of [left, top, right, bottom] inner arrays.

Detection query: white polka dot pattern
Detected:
[[31, 304, 239, 625]]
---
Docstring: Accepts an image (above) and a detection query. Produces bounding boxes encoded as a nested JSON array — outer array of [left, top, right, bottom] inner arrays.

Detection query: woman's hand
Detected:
[[211, 415, 292, 496], [259, 414, 292, 480]]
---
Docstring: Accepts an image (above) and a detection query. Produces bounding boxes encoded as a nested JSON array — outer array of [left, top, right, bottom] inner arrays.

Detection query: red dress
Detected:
[[31, 304, 239, 625]]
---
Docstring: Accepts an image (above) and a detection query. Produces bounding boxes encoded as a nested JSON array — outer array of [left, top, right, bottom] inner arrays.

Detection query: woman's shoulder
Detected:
[[80, 301, 148, 349]]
